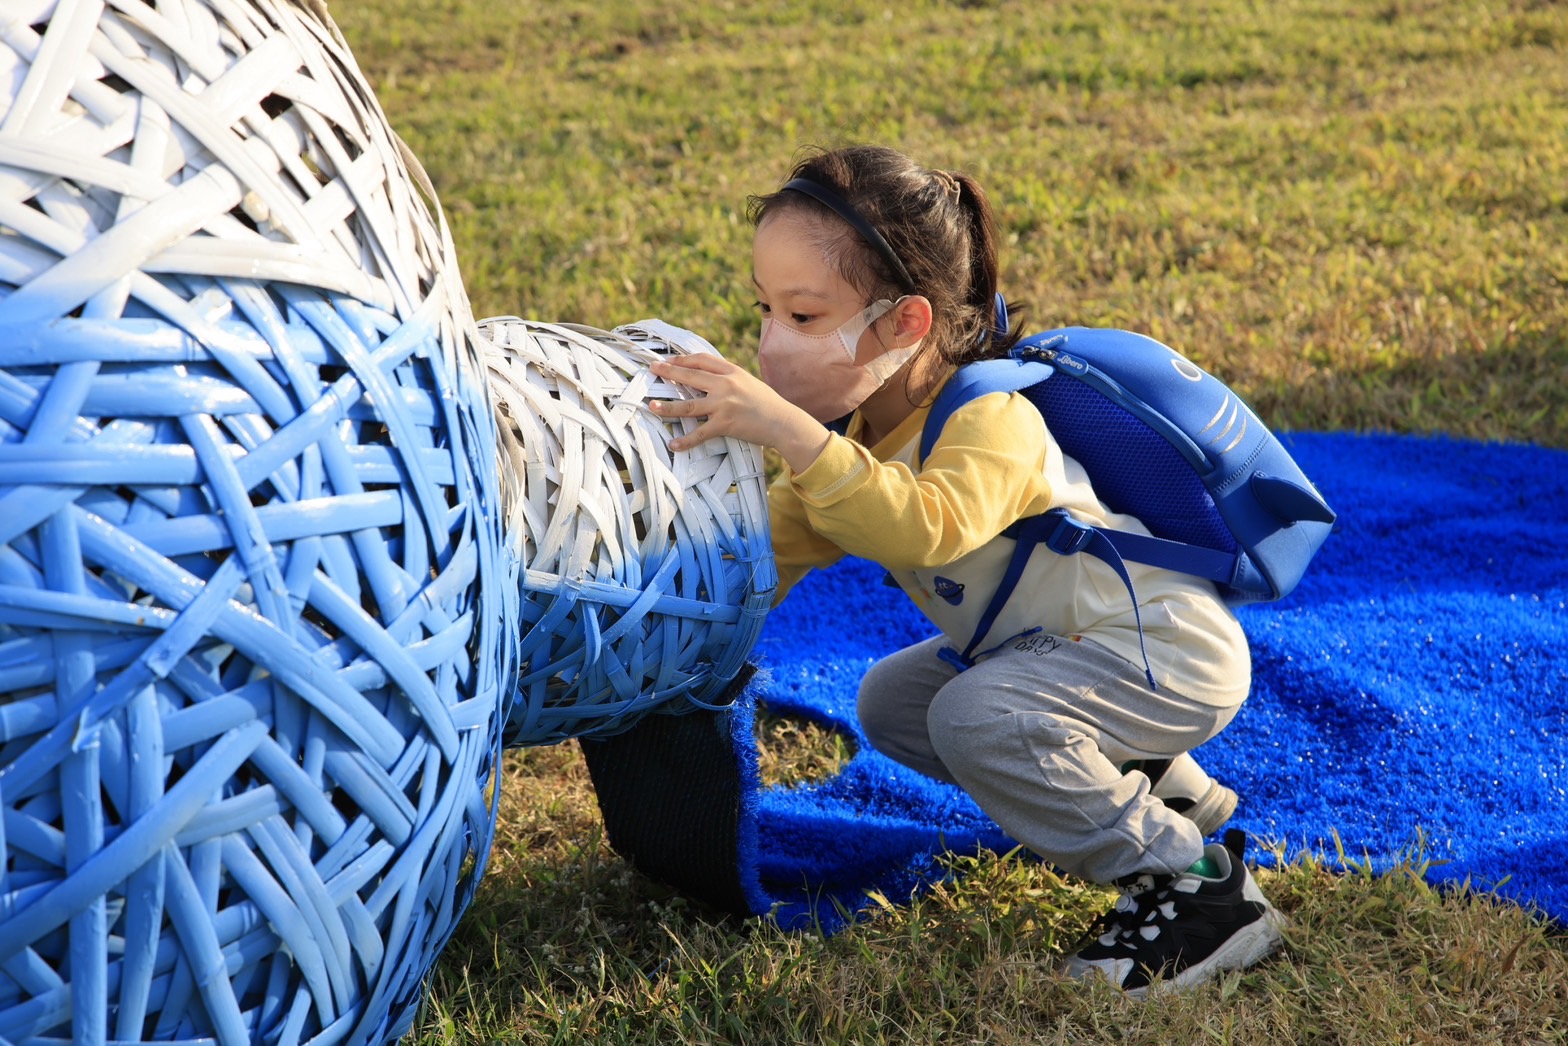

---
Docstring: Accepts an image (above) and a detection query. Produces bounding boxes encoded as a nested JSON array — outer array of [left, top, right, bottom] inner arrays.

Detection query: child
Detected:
[[649, 144, 1285, 996]]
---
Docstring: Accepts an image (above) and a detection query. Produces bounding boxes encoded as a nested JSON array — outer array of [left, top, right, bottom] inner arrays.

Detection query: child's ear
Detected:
[[892, 296, 933, 346]]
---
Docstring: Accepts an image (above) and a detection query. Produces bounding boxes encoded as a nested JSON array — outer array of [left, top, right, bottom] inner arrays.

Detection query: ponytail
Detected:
[[951, 171, 1025, 361]]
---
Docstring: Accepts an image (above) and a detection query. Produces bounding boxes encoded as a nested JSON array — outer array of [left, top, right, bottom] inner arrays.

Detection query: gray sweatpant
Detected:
[[856, 633, 1240, 884]]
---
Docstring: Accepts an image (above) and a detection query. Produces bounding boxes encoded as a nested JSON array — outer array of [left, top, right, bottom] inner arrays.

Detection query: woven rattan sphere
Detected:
[[481, 318, 775, 745], [0, 4, 511, 1044]]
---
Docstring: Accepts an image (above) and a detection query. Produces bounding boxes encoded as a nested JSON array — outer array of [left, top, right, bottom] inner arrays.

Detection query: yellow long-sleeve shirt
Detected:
[[768, 385, 1251, 707]]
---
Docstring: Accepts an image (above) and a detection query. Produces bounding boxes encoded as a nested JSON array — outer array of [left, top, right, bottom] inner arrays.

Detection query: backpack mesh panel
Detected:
[[1023, 377, 1238, 554]]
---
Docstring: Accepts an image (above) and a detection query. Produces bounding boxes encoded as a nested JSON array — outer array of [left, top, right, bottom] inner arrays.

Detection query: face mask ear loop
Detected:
[[858, 297, 918, 385], [840, 298, 899, 361]]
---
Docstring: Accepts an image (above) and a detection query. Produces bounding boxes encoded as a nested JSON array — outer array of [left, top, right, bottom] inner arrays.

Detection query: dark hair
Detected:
[[747, 145, 1026, 370]]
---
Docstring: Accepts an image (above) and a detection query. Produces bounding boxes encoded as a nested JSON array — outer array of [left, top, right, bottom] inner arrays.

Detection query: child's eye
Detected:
[[752, 300, 814, 327]]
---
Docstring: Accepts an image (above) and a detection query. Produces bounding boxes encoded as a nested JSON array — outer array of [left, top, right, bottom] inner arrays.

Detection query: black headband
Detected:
[[780, 177, 916, 293]]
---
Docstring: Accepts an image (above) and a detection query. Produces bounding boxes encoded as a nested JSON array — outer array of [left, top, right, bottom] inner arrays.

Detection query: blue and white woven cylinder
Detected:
[[0, 3, 512, 1044], [481, 318, 776, 746]]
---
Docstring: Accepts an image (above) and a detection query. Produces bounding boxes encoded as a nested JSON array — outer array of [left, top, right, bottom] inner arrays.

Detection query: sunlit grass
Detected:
[[339, 0, 1568, 446]]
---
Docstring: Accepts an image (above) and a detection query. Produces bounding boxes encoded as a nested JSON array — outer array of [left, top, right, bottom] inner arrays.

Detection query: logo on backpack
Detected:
[[932, 576, 965, 606]]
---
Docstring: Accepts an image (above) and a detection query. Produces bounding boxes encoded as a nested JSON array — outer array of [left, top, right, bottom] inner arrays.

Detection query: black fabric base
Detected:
[[579, 666, 756, 919]]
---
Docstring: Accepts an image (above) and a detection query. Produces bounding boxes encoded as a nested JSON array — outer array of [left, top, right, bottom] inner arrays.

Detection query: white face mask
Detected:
[[757, 298, 916, 422]]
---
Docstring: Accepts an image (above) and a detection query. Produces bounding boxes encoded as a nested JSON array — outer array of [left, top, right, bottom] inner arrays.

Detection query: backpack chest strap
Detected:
[[1033, 513, 1239, 585], [941, 509, 1238, 689]]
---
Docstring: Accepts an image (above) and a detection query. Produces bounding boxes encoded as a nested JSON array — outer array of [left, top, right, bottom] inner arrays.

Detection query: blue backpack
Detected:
[[923, 318, 1336, 685]]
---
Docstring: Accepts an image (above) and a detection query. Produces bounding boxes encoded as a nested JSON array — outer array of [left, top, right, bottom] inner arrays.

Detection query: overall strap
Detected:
[[937, 509, 1161, 690], [936, 512, 1055, 673]]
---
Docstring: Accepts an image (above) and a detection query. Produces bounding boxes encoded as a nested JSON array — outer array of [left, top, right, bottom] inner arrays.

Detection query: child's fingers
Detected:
[[648, 396, 699, 418], [656, 352, 731, 372], [649, 362, 700, 397], [666, 421, 719, 452], [650, 356, 735, 388]]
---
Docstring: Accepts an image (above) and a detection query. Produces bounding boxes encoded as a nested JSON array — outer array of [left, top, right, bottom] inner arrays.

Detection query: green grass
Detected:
[[339, 0, 1568, 446], [326, 0, 1568, 1040]]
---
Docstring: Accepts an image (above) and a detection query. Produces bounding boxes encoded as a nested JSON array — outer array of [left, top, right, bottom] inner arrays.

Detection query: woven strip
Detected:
[[0, 3, 511, 1045], [481, 318, 776, 746]]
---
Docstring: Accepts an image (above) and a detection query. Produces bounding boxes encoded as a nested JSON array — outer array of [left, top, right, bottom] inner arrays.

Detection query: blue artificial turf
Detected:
[[739, 433, 1568, 931]]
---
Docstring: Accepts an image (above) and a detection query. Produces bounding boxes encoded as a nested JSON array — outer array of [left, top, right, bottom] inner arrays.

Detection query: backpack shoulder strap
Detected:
[[920, 354, 1058, 462]]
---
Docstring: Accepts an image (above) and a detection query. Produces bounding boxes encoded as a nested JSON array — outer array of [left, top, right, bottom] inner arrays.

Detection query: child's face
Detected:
[[752, 212, 884, 364]]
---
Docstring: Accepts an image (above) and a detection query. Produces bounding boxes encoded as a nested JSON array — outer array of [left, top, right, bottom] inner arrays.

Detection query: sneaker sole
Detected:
[[1181, 779, 1238, 837], [1124, 907, 1288, 999]]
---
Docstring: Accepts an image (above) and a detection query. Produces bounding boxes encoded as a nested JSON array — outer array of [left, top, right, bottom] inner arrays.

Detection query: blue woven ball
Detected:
[[0, 5, 512, 1044], [481, 319, 776, 746]]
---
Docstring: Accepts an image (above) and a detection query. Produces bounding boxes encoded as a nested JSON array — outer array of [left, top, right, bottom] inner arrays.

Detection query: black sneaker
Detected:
[[1127, 753, 1238, 836], [1062, 829, 1286, 997]]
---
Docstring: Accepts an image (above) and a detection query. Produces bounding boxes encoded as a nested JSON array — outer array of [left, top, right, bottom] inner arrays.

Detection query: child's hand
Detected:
[[650, 355, 830, 472]]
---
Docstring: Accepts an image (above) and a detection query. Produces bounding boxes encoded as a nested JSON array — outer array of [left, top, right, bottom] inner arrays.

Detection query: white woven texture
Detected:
[[0, 3, 511, 1044], [481, 317, 776, 745]]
